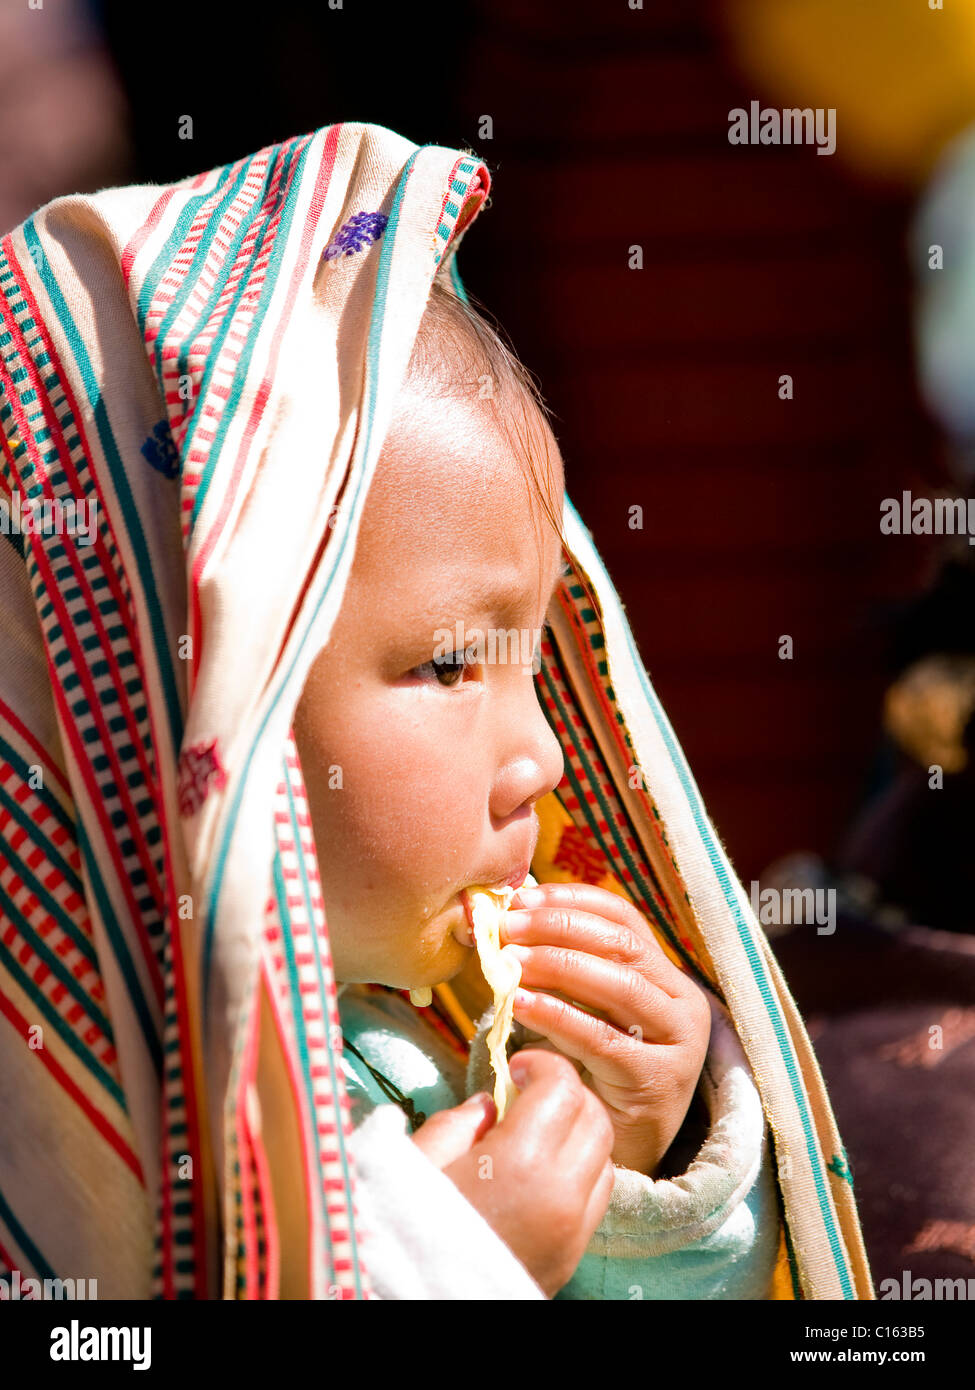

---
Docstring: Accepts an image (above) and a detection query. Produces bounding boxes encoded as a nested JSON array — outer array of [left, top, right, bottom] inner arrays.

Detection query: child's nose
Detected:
[[490, 693, 565, 820]]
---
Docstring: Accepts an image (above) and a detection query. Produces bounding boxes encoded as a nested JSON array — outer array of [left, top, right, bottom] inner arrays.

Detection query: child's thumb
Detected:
[[410, 1092, 496, 1169]]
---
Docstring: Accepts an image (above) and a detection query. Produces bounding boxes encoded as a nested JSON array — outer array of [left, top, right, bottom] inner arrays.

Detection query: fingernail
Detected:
[[512, 887, 542, 908]]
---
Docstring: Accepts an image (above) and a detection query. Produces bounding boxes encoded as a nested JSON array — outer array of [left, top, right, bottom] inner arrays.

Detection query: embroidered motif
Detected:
[[827, 1151, 854, 1186], [553, 822, 608, 883], [177, 738, 227, 817], [322, 211, 388, 262], [141, 420, 180, 479]]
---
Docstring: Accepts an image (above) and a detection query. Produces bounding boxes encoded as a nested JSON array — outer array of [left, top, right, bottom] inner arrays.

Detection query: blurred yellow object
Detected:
[[724, 0, 975, 184], [884, 654, 975, 774]]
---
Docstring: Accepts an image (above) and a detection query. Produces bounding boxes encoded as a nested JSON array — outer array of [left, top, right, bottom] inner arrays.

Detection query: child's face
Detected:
[[293, 384, 566, 991]]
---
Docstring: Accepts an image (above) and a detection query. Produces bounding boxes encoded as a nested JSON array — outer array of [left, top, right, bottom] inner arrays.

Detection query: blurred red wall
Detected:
[[458, 0, 944, 880]]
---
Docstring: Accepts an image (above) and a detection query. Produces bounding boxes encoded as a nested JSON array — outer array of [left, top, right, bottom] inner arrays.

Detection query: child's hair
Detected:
[[405, 273, 565, 544]]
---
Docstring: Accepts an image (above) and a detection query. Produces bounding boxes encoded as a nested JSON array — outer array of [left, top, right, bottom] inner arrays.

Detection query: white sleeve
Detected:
[[347, 1103, 547, 1300]]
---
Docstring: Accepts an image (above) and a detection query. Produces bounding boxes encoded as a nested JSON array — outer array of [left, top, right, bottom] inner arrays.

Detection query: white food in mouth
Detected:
[[469, 871, 536, 1120], [410, 872, 537, 1119]]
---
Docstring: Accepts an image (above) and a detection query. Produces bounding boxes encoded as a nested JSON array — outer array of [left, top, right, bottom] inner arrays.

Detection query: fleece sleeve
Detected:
[[467, 990, 782, 1300], [346, 1103, 546, 1300]]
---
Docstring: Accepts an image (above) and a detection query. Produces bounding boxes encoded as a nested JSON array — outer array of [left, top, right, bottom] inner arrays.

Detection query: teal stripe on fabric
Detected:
[[188, 138, 309, 536], [783, 1203, 804, 1300], [0, 882, 112, 1035], [0, 935, 125, 1107], [204, 144, 419, 1004], [146, 140, 301, 498], [283, 773, 363, 1298], [133, 162, 236, 341], [0, 726, 86, 837], [0, 733, 86, 884], [21, 223, 184, 767], [76, 818, 162, 1080], [187, 136, 310, 536], [537, 646, 691, 961], [0, 1187, 57, 1280], [140, 162, 255, 378], [270, 849, 335, 1291], [562, 492, 855, 1299], [202, 147, 432, 1299]]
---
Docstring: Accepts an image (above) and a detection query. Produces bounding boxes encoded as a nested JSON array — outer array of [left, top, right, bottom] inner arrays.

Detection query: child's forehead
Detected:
[[351, 399, 563, 611], [372, 388, 562, 526]]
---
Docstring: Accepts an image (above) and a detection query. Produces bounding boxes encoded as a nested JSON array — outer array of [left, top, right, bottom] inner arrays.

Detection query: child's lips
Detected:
[[451, 868, 534, 949]]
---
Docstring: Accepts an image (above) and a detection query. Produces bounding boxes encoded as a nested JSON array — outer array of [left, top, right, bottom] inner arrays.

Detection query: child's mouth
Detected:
[[452, 868, 534, 948]]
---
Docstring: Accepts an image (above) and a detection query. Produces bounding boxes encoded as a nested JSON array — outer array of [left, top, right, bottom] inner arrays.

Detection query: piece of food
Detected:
[[468, 873, 537, 1120]]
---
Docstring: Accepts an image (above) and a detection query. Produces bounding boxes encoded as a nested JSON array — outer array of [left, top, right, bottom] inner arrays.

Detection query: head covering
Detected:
[[0, 122, 872, 1299]]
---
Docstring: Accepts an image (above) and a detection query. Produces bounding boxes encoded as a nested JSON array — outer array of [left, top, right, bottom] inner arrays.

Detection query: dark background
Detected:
[[85, 0, 945, 881], [5, 0, 972, 1290]]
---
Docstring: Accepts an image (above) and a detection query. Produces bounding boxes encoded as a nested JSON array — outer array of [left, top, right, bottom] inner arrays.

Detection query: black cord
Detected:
[[342, 1034, 426, 1132]]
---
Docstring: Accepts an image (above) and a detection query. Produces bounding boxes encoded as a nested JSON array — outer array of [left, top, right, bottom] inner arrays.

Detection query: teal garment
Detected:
[[554, 1153, 781, 1301], [337, 984, 780, 1300], [337, 986, 466, 1130]]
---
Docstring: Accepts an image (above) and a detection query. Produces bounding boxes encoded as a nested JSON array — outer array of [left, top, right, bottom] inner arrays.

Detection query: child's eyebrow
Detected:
[[423, 555, 571, 624]]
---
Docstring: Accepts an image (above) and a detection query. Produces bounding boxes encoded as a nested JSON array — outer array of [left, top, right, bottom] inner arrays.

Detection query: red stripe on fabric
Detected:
[[276, 459, 352, 675], [8, 240, 214, 1293], [159, 910, 209, 1298], [0, 983, 144, 1182], [0, 391, 167, 995], [0, 700, 71, 797], [248, 1032, 280, 1300], [552, 584, 668, 854], [436, 156, 491, 248], [283, 738, 364, 1289], [156, 1099, 175, 1299], [0, 606, 164, 1017], [0, 1231, 20, 1276], [260, 948, 318, 1293], [0, 301, 169, 936], [16, 226, 216, 1293], [187, 125, 340, 698], [120, 186, 180, 287], [3, 242, 168, 799], [235, 979, 261, 1299], [544, 583, 697, 953]]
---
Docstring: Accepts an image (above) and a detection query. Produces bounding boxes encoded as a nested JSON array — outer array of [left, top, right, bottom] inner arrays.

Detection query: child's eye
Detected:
[[411, 645, 480, 688], [410, 620, 554, 687]]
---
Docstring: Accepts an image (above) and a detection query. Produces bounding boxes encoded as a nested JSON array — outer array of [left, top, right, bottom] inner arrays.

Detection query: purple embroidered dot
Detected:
[[141, 419, 180, 480], [322, 211, 389, 262]]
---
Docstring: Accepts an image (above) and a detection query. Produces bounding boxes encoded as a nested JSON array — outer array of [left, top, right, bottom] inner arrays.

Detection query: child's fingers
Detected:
[[511, 987, 656, 1085], [504, 1048, 592, 1150], [510, 882, 657, 953], [503, 894, 687, 1000], [507, 943, 681, 1042], [411, 1092, 496, 1168]]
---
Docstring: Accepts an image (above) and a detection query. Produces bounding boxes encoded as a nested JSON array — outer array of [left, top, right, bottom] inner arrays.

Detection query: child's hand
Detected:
[[503, 881, 712, 1177], [412, 1049, 615, 1297]]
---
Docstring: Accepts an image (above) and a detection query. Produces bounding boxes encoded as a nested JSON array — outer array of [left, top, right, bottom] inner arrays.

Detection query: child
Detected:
[[0, 122, 872, 1300], [292, 273, 776, 1299]]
